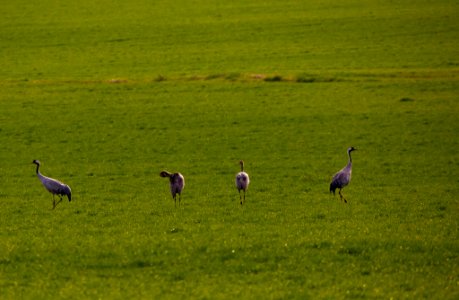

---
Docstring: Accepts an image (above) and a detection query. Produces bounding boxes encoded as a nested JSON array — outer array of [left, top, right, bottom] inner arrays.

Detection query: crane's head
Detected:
[[63, 185, 72, 202], [348, 147, 357, 153], [160, 171, 171, 178], [32, 159, 41, 165]]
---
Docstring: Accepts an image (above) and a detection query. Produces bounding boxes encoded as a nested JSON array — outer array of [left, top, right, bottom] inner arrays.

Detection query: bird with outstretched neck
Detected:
[[32, 160, 71, 209], [330, 147, 356, 203], [235, 160, 250, 205]]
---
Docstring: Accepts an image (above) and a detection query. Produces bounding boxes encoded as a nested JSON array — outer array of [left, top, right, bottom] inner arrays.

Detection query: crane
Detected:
[[235, 160, 250, 205], [330, 147, 357, 203], [32, 160, 72, 209], [160, 171, 185, 206]]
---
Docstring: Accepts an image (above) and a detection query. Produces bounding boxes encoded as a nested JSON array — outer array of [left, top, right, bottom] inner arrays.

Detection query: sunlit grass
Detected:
[[0, 0, 458, 299]]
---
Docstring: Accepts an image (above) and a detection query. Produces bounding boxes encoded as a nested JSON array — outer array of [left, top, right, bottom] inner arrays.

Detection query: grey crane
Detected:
[[32, 160, 72, 209], [160, 171, 185, 206], [329, 147, 357, 203], [235, 160, 250, 205]]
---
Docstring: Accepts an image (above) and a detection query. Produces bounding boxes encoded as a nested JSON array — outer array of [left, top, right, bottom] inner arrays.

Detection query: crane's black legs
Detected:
[[173, 194, 182, 207], [52, 195, 64, 209], [338, 189, 348, 203], [237, 189, 246, 205]]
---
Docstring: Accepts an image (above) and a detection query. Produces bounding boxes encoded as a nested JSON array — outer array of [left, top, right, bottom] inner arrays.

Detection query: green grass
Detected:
[[1, 0, 458, 299]]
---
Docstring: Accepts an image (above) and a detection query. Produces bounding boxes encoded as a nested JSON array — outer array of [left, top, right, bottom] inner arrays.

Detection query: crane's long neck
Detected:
[[346, 150, 353, 169], [240, 162, 244, 172], [34, 163, 47, 182]]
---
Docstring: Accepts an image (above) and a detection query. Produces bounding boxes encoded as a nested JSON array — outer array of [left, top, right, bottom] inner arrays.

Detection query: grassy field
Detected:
[[1, 0, 458, 299]]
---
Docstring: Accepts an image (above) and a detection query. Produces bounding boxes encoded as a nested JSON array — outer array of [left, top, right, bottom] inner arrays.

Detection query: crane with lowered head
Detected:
[[160, 170, 185, 207]]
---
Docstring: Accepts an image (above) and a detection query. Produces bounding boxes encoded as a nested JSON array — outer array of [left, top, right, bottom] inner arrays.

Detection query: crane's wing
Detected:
[[331, 169, 351, 188], [40, 175, 70, 195], [236, 172, 250, 189]]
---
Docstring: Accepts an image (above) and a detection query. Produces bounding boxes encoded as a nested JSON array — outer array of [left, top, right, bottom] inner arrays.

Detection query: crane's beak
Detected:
[[67, 193, 72, 202]]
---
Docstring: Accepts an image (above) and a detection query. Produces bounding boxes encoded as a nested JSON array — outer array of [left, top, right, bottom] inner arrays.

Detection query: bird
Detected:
[[235, 160, 250, 205], [32, 160, 72, 209], [160, 171, 185, 206], [330, 147, 357, 203]]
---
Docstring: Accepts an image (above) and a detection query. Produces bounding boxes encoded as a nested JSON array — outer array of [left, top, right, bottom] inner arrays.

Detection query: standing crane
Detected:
[[330, 147, 357, 203], [32, 160, 72, 209], [160, 171, 185, 207], [235, 160, 250, 205]]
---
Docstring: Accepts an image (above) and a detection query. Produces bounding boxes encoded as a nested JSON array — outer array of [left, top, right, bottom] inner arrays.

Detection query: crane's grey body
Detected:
[[235, 160, 250, 205], [32, 160, 71, 209], [330, 147, 356, 203], [160, 171, 185, 206]]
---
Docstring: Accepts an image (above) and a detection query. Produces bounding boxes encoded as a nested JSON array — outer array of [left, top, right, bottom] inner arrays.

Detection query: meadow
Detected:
[[0, 0, 458, 299]]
